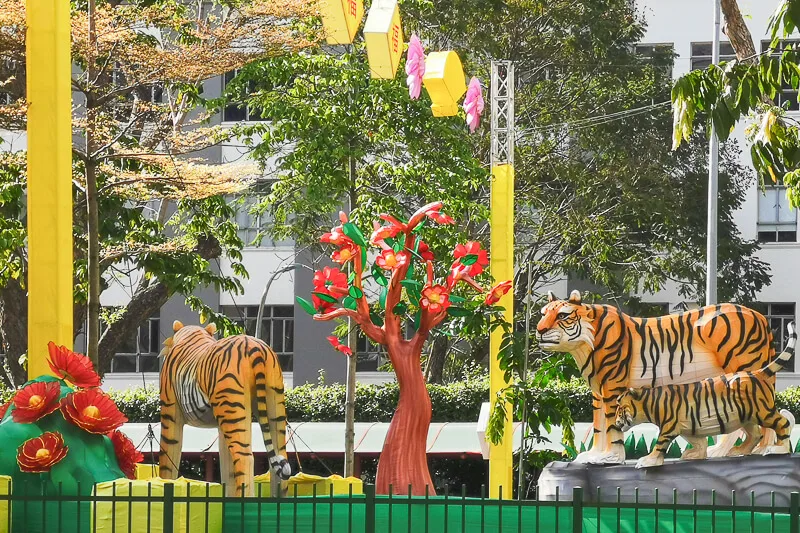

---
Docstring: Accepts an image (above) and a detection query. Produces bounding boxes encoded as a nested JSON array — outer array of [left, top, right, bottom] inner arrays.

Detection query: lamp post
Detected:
[[706, 0, 721, 306]]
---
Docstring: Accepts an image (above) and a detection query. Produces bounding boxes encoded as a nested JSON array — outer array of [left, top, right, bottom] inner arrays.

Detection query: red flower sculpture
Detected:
[[484, 280, 513, 305], [61, 388, 127, 434], [313, 267, 349, 297], [47, 342, 101, 388], [416, 240, 435, 262], [376, 250, 409, 270], [17, 432, 68, 473], [326, 336, 353, 356], [420, 285, 451, 314], [425, 208, 454, 225], [109, 429, 144, 480], [452, 241, 489, 277], [12, 381, 61, 423], [370, 224, 403, 245], [320, 225, 351, 246], [331, 241, 359, 265], [0, 400, 10, 420]]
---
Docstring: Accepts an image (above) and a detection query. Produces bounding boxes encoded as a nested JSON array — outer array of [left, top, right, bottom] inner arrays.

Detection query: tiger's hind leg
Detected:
[[729, 424, 761, 456], [681, 436, 708, 460], [762, 410, 794, 455], [213, 401, 255, 497]]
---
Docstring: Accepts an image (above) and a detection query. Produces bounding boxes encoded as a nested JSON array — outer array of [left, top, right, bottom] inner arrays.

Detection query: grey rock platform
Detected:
[[538, 455, 800, 506]]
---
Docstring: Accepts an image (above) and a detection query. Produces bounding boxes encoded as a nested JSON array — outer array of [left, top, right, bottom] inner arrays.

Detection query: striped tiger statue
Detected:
[[537, 291, 780, 465], [159, 320, 291, 497], [616, 321, 796, 468]]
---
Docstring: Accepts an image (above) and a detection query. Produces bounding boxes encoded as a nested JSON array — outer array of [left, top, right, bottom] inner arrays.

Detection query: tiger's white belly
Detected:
[[679, 412, 745, 438], [175, 378, 216, 428], [628, 345, 723, 389]]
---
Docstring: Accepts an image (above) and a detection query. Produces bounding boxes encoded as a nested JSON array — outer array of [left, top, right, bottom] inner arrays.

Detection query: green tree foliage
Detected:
[[672, 0, 800, 207]]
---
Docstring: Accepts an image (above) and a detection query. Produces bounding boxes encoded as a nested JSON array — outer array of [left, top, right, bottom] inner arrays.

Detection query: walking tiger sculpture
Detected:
[[616, 322, 796, 468], [537, 291, 780, 464], [159, 321, 292, 497]]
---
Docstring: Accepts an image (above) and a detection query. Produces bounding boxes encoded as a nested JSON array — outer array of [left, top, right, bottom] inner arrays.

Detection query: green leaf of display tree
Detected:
[[460, 254, 478, 266], [342, 296, 357, 310], [296, 296, 317, 316], [446, 306, 472, 317], [349, 286, 364, 299], [312, 291, 338, 304], [342, 222, 368, 247], [393, 302, 408, 315], [372, 264, 388, 287]]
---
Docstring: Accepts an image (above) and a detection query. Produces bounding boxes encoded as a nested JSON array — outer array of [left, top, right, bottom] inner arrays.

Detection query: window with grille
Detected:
[[751, 303, 796, 372], [230, 180, 293, 248], [222, 70, 266, 122], [690, 42, 736, 71], [758, 185, 797, 243], [107, 311, 161, 373], [221, 305, 294, 371], [356, 333, 387, 371], [761, 40, 800, 111]]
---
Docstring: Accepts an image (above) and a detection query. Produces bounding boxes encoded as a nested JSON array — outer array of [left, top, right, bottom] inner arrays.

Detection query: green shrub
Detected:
[[108, 385, 160, 423]]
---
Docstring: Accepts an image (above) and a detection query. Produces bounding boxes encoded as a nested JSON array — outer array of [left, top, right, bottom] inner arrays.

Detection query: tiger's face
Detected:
[[615, 389, 644, 432], [536, 290, 594, 352]]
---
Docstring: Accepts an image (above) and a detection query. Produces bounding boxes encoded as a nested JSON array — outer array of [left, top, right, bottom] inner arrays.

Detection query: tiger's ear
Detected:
[[205, 323, 217, 335], [164, 337, 174, 347], [547, 291, 557, 302], [173, 320, 184, 332], [568, 290, 582, 304]]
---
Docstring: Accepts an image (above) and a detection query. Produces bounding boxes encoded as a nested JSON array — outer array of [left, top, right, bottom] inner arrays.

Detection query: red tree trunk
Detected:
[[375, 342, 434, 495]]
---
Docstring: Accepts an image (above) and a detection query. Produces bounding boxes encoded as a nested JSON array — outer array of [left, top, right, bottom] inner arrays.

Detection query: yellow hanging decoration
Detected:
[[422, 51, 467, 117], [320, 0, 364, 45], [363, 0, 403, 79]]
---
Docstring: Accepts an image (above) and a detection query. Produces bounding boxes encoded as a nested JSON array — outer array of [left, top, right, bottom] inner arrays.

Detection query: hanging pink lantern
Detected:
[[463, 77, 484, 133], [405, 34, 425, 100]]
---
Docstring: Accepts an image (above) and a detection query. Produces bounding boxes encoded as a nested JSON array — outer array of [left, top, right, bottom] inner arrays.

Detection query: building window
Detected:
[[690, 42, 736, 71], [751, 303, 796, 372], [231, 180, 293, 248], [761, 40, 800, 111], [221, 305, 294, 371], [222, 70, 266, 122], [108, 311, 161, 373], [758, 185, 797, 243], [356, 333, 386, 371]]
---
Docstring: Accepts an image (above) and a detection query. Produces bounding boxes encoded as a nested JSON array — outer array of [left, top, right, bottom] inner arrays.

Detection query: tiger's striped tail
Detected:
[[253, 345, 291, 483], [760, 322, 797, 378]]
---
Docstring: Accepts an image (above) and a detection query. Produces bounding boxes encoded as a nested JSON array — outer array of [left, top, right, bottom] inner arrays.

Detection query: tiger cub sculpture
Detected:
[[159, 321, 292, 497], [537, 291, 781, 464], [616, 322, 796, 469]]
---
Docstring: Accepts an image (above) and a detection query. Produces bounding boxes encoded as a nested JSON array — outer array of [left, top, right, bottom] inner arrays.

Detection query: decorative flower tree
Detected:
[[298, 202, 511, 495], [0, 343, 143, 498]]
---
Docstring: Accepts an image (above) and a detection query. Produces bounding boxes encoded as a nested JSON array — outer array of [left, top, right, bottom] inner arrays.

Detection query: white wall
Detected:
[[635, 0, 800, 388]]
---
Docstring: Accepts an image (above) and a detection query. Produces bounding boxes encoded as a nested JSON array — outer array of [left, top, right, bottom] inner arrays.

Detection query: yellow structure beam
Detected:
[[26, 0, 74, 378], [489, 163, 514, 499]]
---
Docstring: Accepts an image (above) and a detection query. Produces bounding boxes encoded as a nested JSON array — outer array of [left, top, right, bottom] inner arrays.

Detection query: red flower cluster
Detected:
[[312, 267, 349, 313], [416, 239, 435, 262], [326, 336, 353, 356], [452, 242, 489, 277], [376, 249, 409, 270], [12, 381, 61, 423], [47, 342, 101, 388], [61, 388, 127, 434], [420, 285, 451, 314], [485, 280, 513, 305], [109, 430, 144, 480], [331, 241, 358, 265], [17, 432, 68, 473]]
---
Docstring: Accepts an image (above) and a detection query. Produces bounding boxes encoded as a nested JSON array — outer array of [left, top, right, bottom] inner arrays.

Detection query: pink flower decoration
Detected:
[[463, 77, 484, 133], [405, 35, 425, 100]]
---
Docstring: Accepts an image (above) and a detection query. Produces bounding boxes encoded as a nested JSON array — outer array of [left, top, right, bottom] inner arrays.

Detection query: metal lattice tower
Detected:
[[490, 61, 515, 168]]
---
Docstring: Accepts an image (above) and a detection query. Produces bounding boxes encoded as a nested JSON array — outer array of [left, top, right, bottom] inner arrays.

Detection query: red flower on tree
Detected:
[[326, 336, 353, 356], [12, 381, 61, 423], [370, 224, 402, 245], [0, 400, 11, 419], [452, 241, 489, 277], [320, 225, 351, 246], [376, 249, 409, 270], [47, 342, 101, 388], [420, 285, 451, 314], [313, 267, 349, 297], [484, 280, 513, 305], [17, 432, 68, 473], [61, 388, 127, 434], [109, 429, 144, 480], [331, 241, 359, 265], [425, 208, 454, 225], [418, 240, 435, 262]]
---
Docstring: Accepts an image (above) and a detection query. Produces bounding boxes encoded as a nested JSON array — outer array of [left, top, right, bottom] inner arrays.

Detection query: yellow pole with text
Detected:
[[26, 0, 73, 378], [489, 163, 514, 499]]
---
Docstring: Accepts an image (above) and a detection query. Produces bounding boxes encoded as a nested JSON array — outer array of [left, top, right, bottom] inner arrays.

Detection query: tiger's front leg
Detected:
[[636, 431, 673, 469], [574, 395, 624, 464], [159, 398, 184, 481]]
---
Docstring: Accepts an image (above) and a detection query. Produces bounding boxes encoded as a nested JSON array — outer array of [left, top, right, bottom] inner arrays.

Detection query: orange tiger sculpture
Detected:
[[159, 321, 291, 496], [537, 291, 777, 464]]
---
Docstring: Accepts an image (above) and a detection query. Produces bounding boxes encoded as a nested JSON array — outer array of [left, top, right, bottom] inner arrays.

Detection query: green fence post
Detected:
[[791, 492, 799, 533], [365, 484, 376, 533], [163, 483, 175, 533], [572, 487, 583, 533]]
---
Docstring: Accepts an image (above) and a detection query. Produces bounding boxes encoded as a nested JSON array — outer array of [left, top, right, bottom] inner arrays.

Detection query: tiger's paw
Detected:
[[635, 455, 664, 469], [269, 454, 292, 480], [763, 444, 791, 456], [574, 450, 624, 465], [680, 447, 706, 460]]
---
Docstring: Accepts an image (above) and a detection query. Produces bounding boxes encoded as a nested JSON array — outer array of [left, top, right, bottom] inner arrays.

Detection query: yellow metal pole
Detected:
[[26, 0, 73, 378], [489, 163, 514, 499]]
